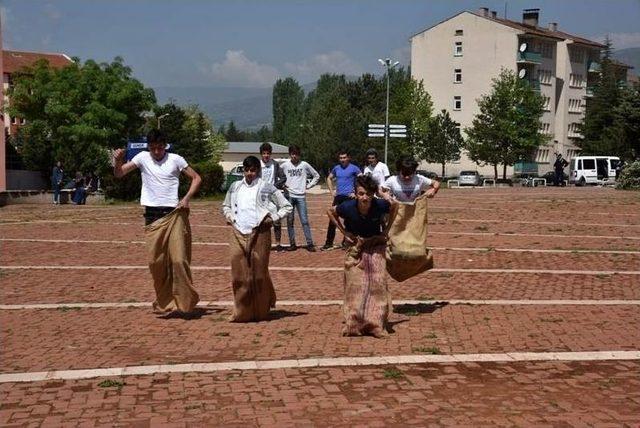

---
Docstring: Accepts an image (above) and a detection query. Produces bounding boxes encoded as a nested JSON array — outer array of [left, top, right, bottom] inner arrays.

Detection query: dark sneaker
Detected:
[[286, 244, 298, 252], [305, 244, 317, 252], [321, 243, 334, 251], [274, 245, 285, 252]]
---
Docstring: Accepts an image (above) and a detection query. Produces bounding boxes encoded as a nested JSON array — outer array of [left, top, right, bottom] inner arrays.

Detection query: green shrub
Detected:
[[179, 160, 224, 197], [102, 173, 142, 201], [616, 161, 640, 190]]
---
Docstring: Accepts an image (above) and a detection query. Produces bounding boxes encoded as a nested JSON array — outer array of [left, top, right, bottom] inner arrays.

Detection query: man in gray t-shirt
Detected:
[[280, 145, 320, 252]]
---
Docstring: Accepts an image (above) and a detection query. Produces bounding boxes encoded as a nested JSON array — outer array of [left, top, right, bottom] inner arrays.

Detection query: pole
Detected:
[[384, 64, 390, 165]]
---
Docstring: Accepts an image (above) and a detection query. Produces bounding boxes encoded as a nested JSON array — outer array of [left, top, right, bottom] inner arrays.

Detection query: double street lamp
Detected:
[[378, 57, 399, 164]]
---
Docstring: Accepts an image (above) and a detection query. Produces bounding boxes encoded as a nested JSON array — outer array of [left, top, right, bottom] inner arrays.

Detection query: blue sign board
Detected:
[[125, 138, 173, 161]]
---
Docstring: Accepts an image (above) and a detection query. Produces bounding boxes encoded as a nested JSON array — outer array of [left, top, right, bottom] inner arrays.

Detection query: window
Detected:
[[537, 69, 553, 85], [543, 96, 551, 111], [583, 159, 595, 169], [568, 98, 582, 113], [568, 122, 582, 137], [454, 69, 462, 83], [454, 41, 463, 57], [578, 159, 582, 169], [541, 43, 553, 59], [20, 118, 26, 125], [453, 96, 462, 110], [569, 47, 584, 63], [569, 73, 584, 88], [11, 116, 17, 125], [455, 29, 463, 36], [539, 123, 551, 134], [535, 148, 550, 163]]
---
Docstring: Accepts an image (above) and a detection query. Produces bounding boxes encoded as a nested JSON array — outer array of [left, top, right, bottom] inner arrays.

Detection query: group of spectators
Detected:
[[50, 161, 99, 205]]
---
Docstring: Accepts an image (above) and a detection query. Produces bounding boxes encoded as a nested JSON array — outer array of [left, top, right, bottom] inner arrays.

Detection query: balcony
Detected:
[[588, 61, 601, 73], [517, 51, 542, 64]]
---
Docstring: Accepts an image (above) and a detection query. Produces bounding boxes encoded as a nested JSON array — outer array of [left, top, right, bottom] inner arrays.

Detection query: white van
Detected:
[[570, 156, 620, 186]]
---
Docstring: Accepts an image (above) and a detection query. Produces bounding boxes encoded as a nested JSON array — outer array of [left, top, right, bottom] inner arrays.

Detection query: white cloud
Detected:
[[284, 50, 364, 82], [203, 50, 280, 88], [592, 32, 640, 50]]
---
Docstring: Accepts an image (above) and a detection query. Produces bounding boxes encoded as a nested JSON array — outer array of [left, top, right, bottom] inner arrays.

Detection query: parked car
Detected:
[[458, 170, 481, 186], [541, 171, 569, 186], [221, 164, 244, 191], [569, 156, 619, 186], [416, 170, 439, 179]]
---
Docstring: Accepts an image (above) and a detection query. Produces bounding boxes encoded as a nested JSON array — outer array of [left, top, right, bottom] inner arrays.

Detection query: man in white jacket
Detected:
[[222, 156, 292, 322], [280, 145, 320, 252]]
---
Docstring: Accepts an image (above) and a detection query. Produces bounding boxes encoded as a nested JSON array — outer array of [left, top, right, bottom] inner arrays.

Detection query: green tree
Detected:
[[243, 125, 273, 142], [298, 74, 351, 174], [181, 105, 227, 164], [415, 109, 463, 177], [578, 38, 623, 156], [8, 57, 155, 177], [224, 120, 244, 142], [465, 68, 548, 179], [273, 77, 304, 147], [153, 102, 187, 146], [611, 82, 640, 161]]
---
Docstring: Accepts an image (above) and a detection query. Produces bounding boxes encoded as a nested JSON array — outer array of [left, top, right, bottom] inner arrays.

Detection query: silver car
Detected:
[[458, 170, 481, 186]]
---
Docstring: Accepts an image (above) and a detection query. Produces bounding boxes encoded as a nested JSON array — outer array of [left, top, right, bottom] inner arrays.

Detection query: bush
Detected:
[[616, 161, 640, 190], [179, 160, 224, 197], [102, 173, 142, 201]]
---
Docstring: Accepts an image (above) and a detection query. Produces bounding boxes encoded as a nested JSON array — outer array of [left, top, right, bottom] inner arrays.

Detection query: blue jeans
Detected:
[[287, 196, 314, 246]]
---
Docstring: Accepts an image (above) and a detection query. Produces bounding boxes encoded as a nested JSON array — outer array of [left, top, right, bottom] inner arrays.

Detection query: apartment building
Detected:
[[410, 7, 621, 177]]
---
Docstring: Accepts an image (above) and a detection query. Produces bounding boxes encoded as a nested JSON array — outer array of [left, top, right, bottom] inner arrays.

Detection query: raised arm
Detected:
[[113, 149, 138, 178]]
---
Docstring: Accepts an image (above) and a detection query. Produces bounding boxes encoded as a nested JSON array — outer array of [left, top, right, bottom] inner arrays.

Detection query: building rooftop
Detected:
[[224, 142, 289, 154], [2, 50, 74, 74], [411, 10, 606, 49]]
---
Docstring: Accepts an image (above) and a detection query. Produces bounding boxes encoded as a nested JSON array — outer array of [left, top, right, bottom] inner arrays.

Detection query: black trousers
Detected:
[[143, 206, 175, 226], [324, 194, 352, 246]]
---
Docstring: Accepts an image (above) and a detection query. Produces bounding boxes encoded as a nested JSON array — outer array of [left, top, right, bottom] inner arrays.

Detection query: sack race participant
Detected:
[[113, 129, 202, 315], [327, 175, 398, 338], [380, 155, 439, 282], [222, 156, 292, 322]]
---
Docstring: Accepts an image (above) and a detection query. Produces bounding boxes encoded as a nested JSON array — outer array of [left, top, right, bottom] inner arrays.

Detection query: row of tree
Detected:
[[7, 57, 226, 183], [272, 68, 547, 179]]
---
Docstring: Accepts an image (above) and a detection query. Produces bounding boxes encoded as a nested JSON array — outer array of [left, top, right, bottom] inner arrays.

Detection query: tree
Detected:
[[415, 109, 463, 177], [465, 68, 548, 179], [578, 38, 623, 156], [8, 57, 155, 177], [181, 105, 227, 164], [612, 82, 640, 161], [224, 120, 244, 142], [272, 77, 304, 147]]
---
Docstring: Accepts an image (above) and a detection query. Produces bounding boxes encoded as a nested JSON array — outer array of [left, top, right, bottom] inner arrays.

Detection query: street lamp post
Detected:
[[378, 57, 399, 164], [157, 113, 169, 130]]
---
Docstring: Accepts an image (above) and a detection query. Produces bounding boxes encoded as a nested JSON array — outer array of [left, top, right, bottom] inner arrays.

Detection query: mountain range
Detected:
[[155, 48, 640, 130]]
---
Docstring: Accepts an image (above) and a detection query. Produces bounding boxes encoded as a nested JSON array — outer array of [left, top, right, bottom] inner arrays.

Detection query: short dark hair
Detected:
[[396, 156, 418, 175], [365, 148, 378, 158], [337, 148, 350, 157], [146, 129, 167, 146], [289, 145, 301, 155], [355, 174, 378, 194], [259, 142, 272, 153], [243, 155, 261, 171]]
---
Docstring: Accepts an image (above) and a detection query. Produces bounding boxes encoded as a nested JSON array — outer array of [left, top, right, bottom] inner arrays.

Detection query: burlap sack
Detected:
[[385, 194, 434, 282], [145, 207, 199, 313]]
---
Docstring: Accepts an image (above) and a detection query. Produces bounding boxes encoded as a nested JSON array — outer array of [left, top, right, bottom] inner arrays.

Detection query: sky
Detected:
[[2, 0, 640, 89]]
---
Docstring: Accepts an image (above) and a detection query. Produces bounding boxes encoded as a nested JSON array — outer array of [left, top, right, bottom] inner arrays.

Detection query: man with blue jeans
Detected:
[[280, 145, 320, 252], [322, 149, 361, 251]]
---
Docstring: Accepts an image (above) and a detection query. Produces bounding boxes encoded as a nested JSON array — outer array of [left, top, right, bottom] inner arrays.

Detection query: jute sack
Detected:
[[385, 193, 434, 282]]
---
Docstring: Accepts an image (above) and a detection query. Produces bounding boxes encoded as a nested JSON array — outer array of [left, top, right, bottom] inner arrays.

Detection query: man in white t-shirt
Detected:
[[280, 145, 320, 252], [380, 156, 440, 203], [259, 142, 287, 251], [362, 148, 390, 188], [113, 129, 202, 315]]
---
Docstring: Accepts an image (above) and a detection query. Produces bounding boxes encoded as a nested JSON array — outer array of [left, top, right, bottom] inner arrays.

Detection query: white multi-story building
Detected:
[[410, 7, 620, 177]]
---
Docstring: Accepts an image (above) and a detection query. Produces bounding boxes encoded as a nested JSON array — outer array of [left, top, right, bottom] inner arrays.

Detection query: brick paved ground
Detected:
[[1, 186, 639, 425]]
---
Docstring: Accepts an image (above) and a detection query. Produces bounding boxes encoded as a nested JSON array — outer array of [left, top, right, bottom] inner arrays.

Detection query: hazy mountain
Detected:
[[612, 47, 640, 76], [154, 82, 316, 130]]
